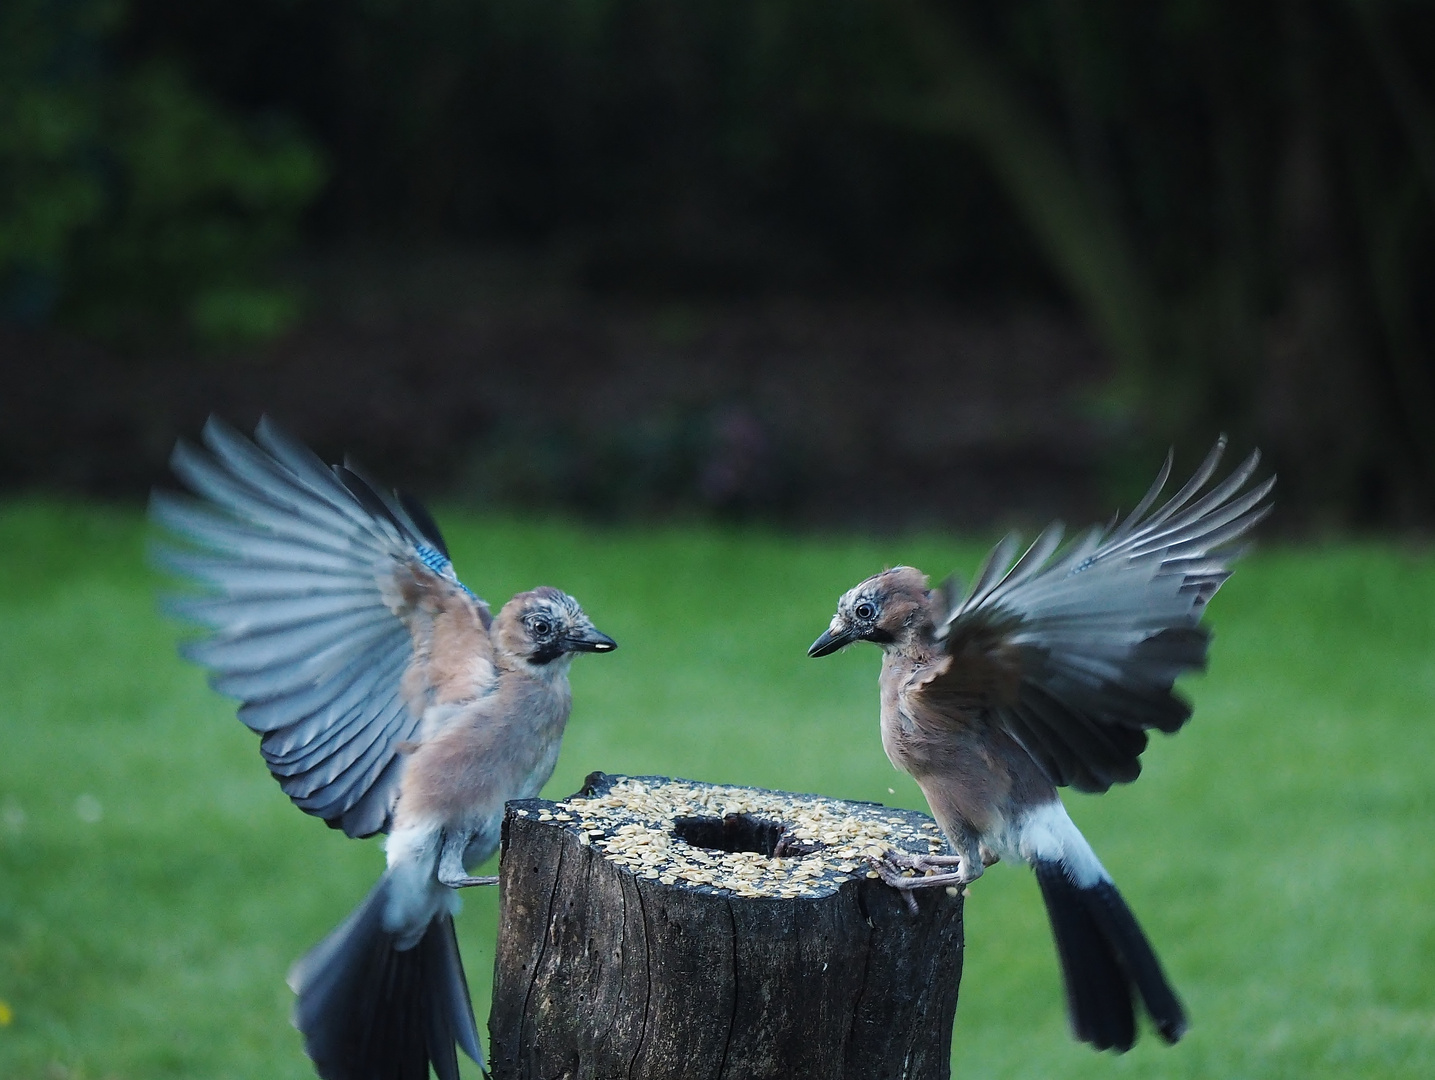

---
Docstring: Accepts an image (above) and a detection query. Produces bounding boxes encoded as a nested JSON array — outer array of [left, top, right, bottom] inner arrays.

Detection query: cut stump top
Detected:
[[513, 771, 954, 898]]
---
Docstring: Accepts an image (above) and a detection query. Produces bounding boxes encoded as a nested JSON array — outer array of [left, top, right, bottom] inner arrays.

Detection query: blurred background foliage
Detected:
[[3, 0, 1434, 527], [0, 0, 323, 342]]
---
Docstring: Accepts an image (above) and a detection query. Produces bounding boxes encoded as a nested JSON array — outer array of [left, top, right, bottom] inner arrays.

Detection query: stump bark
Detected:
[[489, 772, 964, 1080]]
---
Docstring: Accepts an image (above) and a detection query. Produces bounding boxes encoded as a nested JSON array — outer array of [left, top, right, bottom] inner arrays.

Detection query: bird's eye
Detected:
[[530, 619, 552, 638], [854, 602, 876, 621]]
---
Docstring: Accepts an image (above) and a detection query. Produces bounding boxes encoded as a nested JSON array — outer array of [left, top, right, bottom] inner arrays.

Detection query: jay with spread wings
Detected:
[[152, 418, 616, 1080], [808, 438, 1273, 1053]]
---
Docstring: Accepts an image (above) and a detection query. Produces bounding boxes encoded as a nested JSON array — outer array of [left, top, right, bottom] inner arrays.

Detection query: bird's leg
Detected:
[[436, 830, 499, 888]]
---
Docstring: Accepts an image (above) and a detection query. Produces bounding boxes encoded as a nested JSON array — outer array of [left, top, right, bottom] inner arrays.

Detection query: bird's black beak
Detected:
[[807, 626, 853, 658], [566, 626, 617, 653]]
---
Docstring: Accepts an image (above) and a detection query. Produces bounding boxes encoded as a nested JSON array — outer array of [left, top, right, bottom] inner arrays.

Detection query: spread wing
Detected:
[[921, 437, 1274, 793], [151, 417, 495, 838]]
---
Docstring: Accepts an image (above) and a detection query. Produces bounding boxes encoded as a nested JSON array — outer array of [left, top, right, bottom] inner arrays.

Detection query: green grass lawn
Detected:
[[1, 499, 1432, 1079]]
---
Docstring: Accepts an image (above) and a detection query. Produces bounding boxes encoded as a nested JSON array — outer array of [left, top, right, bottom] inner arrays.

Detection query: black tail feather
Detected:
[[1082, 878, 1188, 1044], [289, 875, 485, 1080], [1034, 861, 1187, 1051], [1035, 861, 1136, 1050]]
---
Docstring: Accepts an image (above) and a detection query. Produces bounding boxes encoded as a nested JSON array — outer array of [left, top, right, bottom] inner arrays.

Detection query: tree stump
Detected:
[[489, 772, 964, 1080]]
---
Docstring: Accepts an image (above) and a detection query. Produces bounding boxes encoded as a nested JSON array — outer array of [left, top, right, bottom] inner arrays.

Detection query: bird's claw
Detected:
[[865, 848, 979, 914], [879, 849, 967, 875], [868, 853, 915, 888], [437, 873, 500, 889], [865, 855, 925, 913]]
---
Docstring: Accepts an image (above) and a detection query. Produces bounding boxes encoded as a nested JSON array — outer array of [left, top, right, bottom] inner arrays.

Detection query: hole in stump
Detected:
[[672, 814, 822, 858]]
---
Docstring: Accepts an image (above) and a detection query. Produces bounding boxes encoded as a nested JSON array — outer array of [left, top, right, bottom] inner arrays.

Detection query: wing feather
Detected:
[[181, 607, 395, 673], [922, 438, 1272, 793], [153, 546, 365, 598], [153, 416, 494, 837], [253, 418, 382, 522], [290, 693, 416, 817], [170, 441, 376, 553], [339, 758, 407, 838], [966, 533, 1023, 609], [206, 619, 397, 700], [270, 686, 406, 797], [165, 589, 385, 633], [258, 640, 412, 762], [236, 635, 404, 734], [1103, 450, 1172, 544], [151, 494, 368, 575]]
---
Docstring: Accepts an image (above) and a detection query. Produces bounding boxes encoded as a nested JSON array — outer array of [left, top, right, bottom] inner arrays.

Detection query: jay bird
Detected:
[[152, 417, 615, 1080], [808, 438, 1272, 1052]]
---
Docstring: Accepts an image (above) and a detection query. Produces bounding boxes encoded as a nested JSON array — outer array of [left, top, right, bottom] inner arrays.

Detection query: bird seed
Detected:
[[518, 775, 949, 901]]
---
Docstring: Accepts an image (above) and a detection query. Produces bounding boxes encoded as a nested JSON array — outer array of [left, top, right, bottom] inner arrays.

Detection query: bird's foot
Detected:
[[880, 850, 967, 874], [437, 872, 499, 889], [868, 856, 978, 889], [867, 849, 980, 913]]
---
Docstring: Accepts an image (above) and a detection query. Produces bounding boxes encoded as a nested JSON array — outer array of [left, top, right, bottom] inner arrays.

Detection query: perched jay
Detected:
[[808, 438, 1272, 1052], [152, 417, 615, 1080]]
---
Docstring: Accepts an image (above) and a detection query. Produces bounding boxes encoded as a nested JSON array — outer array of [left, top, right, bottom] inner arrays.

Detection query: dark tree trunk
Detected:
[[488, 772, 965, 1080]]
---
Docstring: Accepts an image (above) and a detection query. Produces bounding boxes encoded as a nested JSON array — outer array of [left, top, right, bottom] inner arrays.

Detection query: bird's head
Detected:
[[807, 566, 934, 658], [494, 587, 616, 672]]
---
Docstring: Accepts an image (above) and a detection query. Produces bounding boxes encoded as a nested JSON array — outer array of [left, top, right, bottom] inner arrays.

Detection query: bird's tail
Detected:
[[288, 872, 485, 1080], [1034, 859, 1187, 1052]]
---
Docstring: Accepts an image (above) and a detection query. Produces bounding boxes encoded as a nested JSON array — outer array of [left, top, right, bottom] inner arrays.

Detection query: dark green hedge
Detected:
[[1, 0, 323, 343], [5, 1, 1435, 521]]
